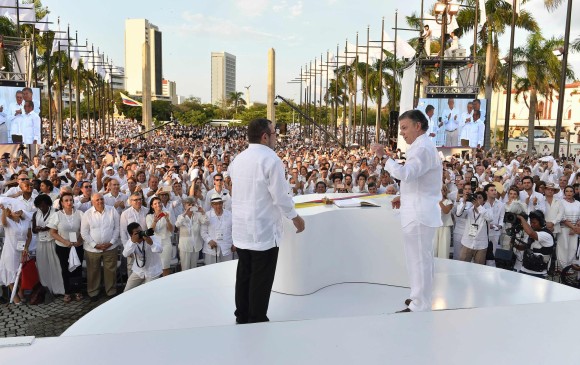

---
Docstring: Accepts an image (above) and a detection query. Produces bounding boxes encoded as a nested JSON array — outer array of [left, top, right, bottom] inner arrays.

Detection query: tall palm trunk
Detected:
[[54, 85, 62, 142], [348, 93, 354, 143], [484, 40, 494, 149], [527, 89, 537, 154]]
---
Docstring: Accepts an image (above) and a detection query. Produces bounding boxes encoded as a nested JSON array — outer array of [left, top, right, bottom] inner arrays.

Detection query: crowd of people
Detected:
[[0, 119, 579, 306]]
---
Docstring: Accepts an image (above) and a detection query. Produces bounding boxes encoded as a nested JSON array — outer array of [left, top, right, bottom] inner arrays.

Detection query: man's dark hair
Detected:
[[33, 193, 52, 208], [425, 105, 435, 114], [399, 109, 429, 132], [22, 87, 33, 94], [25, 100, 34, 109], [521, 176, 533, 184], [483, 184, 495, 193], [528, 210, 546, 227], [475, 191, 487, 201], [473, 110, 481, 119], [127, 222, 141, 235], [368, 182, 377, 189], [424, 25, 429, 29], [247, 118, 272, 143], [315, 181, 327, 190]]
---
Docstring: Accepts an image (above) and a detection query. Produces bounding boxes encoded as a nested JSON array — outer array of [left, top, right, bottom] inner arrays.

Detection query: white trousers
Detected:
[[180, 250, 199, 271], [402, 221, 436, 312], [204, 252, 233, 266], [124, 274, 160, 292], [557, 227, 578, 269], [452, 227, 464, 260], [433, 226, 451, 259]]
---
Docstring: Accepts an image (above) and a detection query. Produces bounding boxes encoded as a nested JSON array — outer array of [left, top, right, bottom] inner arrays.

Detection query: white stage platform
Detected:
[[2, 193, 580, 364], [2, 260, 580, 364]]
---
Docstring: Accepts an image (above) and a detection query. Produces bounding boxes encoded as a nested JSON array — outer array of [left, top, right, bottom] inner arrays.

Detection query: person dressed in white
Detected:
[[460, 109, 484, 148], [459, 102, 474, 147], [203, 173, 231, 212], [0, 205, 31, 305], [146, 196, 174, 277], [80, 193, 120, 300], [444, 31, 459, 58], [519, 176, 546, 214], [175, 197, 208, 270], [433, 186, 453, 258], [0, 101, 8, 143], [556, 186, 580, 270], [8, 90, 24, 144], [119, 192, 149, 277], [456, 191, 494, 264], [372, 109, 442, 312], [230, 118, 305, 324], [544, 183, 564, 241], [442, 98, 460, 146], [201, 194, 233, 265], [122, 222, 163, 292], [424, 104, 438, 143], [422, 25, 432, 57], [483, 184, 505, 257], [18, 100, 41, 144]]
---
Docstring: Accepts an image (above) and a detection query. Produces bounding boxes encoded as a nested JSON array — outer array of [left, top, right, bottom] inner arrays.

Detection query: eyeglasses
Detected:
[[82, 185, 92, 189], [18, 178, 29, 181], [214, 179, 223, 182]]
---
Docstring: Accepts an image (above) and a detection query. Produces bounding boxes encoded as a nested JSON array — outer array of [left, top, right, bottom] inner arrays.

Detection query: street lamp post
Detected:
[[433, 0, 459, 86]]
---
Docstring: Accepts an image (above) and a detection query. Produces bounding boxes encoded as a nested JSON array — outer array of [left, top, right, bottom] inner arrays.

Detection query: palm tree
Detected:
[[228, 91, 246, 117], [512, 33, 574, 154], [456, 0, 539, 148], [324, 77, 345, 134]]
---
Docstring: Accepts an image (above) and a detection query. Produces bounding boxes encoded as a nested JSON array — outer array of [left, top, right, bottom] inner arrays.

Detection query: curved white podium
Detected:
[[272, 193, 409, 295]]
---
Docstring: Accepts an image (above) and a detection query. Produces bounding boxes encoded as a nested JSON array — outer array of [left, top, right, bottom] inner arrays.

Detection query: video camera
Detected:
[[504, 211, 528, 236]]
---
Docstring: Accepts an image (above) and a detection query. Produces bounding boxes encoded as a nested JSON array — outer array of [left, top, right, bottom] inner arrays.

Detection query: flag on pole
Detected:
[[35, 15, 50, 35], [51, 23, 69, 55], [479, 0, 487, 27], [120, 92, 142, 107], [70, 44, 81, 70]]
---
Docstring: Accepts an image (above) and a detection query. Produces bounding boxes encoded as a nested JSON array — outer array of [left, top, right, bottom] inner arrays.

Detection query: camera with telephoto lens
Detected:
[[138, 228, 155, 239], [504, 212, 527, 236]]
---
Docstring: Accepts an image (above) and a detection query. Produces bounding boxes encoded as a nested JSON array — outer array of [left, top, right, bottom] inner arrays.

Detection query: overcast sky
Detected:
[[41, 0, 580, 104]]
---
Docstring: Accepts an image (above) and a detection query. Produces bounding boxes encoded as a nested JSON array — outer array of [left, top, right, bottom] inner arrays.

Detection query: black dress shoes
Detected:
[[396, 308, 412, 313], [404, 299, 412, 306]]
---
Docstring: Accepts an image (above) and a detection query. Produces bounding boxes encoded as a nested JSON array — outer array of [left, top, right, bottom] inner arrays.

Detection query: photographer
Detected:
[[122, 222, 163, 292], [514, 211, 554, 278], [456, 191, 494, 264]]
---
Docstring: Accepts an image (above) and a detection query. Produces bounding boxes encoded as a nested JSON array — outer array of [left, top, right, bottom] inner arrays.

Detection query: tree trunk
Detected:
[[348, 93, 354, 144], [527, 89, 537, 155], [484, 41, 494, 150], [54, 86, 62, 142]]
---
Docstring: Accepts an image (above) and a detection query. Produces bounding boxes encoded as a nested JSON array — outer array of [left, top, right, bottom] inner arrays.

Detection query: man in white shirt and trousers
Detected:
[[230, 118, 305, 324], [372, 110, 442, 312]]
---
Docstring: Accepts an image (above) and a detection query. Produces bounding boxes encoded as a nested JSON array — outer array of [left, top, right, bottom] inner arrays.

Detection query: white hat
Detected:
[[210, 193, 223, 203]]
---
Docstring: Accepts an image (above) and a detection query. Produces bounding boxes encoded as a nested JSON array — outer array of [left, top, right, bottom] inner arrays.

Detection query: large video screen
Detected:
[[0, 86, 41, 145], [416, 97, 488, 148]]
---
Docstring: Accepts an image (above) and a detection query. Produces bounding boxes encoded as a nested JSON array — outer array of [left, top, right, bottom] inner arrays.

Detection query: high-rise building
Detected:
[[162, 79, 178, 105], [124, 19, 163, 98], [211, 52, 236, 105]]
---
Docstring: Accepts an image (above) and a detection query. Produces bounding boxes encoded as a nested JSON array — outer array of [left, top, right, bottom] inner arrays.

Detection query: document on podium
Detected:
[[333, 198, 380, 208]]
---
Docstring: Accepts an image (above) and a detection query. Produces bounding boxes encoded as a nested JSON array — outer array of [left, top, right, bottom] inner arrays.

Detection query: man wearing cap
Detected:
[[200, 193, 233, 265], [230, 118, 305, 324]]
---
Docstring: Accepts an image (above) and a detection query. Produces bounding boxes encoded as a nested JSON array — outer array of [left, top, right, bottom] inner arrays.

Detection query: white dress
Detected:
[[557, 199, 580, 269], [0, 217, 30, 286], [34, 208, 65, 295], [146, 211, 174, 270]]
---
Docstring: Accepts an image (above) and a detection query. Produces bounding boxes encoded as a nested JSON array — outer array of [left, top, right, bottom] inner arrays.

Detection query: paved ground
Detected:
[[0, 293, 113, 338]]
